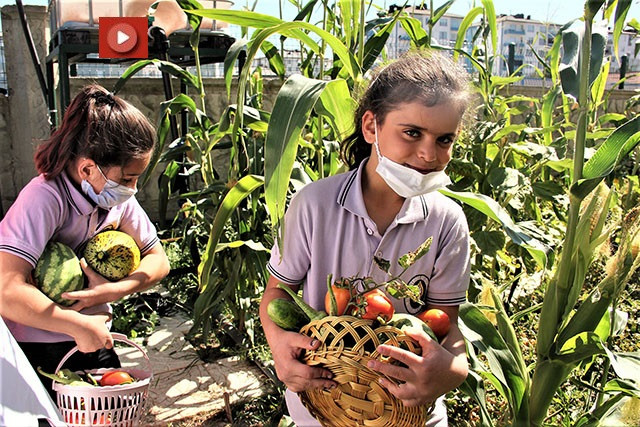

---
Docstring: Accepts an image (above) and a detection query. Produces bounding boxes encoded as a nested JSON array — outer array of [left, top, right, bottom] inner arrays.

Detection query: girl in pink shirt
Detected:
[[260, 50, 473, 426], [0, 84, 170, 397]]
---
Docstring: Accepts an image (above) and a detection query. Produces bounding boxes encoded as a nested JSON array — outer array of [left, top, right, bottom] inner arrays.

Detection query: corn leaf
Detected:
[[573, 394, 627, 427], [603, 378, 640, 397], [338, 0, 360, 50], [585, 0, 606, 20], [454, 7, 483, 61], [541, 86, 561, 145], [556, 331, 605, 364], [458, 369, 496, 427], [315, 78, 357, 141], [431, 0, 456, 25], [603, 348, 640, 385], [260, 40, 285, 78], [113, 59, 154, 94], [198, 175, 264, 289], [572, 115, 640, 198], [459, 303, 528, 416], [439, 189, 548, 267], [265, 75, 329, 250], [362, 7, 403, 71], [591, 60, 610, 108], [215, 239, 270, 253], [480, 0, 498, 57], [612, 0, 632, 61], [223, 38, 248, 99], [139, 94, 199, 189], [399, 16, 428, 48]]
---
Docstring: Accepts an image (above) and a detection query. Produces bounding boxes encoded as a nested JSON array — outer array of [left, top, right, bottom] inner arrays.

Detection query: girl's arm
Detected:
[[62, 242, 170, 310], [259, 274, 335, 392], [0, 252, 114, 352]]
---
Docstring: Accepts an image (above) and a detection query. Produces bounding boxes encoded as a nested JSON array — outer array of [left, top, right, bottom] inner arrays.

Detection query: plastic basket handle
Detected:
[[54, 332, 151, 374]]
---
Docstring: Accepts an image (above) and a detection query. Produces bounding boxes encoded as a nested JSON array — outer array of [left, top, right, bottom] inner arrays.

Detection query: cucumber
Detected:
[[388, 313, 438, 341], [267, 298, 311, 331], [277, 284, 327, 321]]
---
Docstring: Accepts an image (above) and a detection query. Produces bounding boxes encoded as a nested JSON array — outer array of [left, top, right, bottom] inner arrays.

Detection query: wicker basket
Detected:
[[298, 316, 433, 427], [52, 333, 152, 426]]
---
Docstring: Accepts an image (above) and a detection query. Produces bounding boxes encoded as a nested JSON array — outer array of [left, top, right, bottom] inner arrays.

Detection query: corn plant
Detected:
[[456, 0, 640, 425]]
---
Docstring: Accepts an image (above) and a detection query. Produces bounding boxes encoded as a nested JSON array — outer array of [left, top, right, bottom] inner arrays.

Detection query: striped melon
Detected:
[[83, 230, 140, 281], [34, 242, 84, 306]]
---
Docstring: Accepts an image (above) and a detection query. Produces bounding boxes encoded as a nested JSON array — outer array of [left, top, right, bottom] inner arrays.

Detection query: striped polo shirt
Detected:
[[0, 171, 159, 342]]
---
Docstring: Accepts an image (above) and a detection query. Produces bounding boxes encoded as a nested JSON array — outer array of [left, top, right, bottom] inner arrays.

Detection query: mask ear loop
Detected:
[[372, 117, 383, 160]]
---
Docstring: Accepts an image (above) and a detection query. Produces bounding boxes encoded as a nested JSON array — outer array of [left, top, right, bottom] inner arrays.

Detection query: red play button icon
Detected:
[[107, 22, 138, 53], [99, 17, 148, 59]]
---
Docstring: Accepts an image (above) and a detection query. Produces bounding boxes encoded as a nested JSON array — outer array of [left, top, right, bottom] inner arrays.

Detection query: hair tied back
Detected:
[[91, 91, 116, 107]]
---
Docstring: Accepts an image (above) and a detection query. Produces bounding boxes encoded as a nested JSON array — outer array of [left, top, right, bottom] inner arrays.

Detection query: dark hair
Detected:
[[34, 84, 156, 179], [340, 49, 473, 169]]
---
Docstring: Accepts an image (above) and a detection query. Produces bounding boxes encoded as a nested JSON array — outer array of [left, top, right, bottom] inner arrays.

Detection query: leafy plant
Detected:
[[454, 0, 640, 425]]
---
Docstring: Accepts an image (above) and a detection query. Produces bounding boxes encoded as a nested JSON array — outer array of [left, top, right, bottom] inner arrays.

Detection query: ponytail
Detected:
[[34, 84, 155, 179]]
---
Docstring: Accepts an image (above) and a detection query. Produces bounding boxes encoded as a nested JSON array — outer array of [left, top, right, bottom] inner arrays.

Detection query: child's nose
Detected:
[[417, 137, 438, 162]]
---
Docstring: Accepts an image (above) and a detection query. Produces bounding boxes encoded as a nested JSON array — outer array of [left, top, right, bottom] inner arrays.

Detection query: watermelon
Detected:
[[34, 242, 84, 306], [83, 230, 140, 281]]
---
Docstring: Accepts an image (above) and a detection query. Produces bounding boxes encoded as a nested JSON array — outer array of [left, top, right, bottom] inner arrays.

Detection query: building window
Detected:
[[440, 18, 448, 26], [439, 31, 448, 41]]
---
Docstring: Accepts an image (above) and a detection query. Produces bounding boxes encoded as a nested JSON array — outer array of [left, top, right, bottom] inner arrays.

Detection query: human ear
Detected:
[[76, 157, 96, 181], [361, 110, 377, 145]]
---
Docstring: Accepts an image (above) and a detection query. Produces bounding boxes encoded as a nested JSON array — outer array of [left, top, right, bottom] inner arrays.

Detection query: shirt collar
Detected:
[[60, 171, 97, 216], [336, 158, 429, 224]]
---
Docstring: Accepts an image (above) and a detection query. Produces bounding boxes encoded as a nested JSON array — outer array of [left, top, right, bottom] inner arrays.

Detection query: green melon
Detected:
[[34, 242, 84, 306], [83, 230, 140, 281]]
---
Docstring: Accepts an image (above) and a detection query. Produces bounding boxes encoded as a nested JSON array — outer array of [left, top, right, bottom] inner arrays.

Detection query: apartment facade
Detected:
[[387, 7, 466, 58], [387, 6, 638, 88]]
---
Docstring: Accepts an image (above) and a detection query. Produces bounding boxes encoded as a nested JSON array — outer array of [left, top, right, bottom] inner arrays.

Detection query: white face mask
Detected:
[[373, 119, 451, 198], [81, 164, 137, 209]]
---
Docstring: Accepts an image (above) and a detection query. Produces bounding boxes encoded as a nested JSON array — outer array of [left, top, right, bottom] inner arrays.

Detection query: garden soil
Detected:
[[116, 313, 268, 426]]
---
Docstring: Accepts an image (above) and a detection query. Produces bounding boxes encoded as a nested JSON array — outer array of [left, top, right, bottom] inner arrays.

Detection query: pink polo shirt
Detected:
[[268, 159, 470, 425], [0, 171, 160, 343]]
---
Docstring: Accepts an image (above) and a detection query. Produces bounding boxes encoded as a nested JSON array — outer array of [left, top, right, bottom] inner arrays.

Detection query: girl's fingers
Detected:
[[367, 358, 412, 383], [376, 342, 422, 367], [403, 327, 437, 350], [287, 332, 322, 351], [286, 372, 336, 392]]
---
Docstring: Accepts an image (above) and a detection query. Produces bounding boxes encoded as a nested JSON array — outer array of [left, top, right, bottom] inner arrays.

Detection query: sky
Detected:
[[243, 0, 640, 26], [1, 0, 638, 27]]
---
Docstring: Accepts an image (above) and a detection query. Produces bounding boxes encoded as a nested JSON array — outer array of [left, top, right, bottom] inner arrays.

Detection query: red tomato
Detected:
[[324, 285, 352, 315], [65, 413, 108, 425], [99, 370, 134, 386], [361, 289, 394, 322], [417, 308, 450, 338]]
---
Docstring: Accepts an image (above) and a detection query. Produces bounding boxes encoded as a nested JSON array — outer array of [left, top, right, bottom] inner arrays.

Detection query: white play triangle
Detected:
[[117, 30, 130, 45]]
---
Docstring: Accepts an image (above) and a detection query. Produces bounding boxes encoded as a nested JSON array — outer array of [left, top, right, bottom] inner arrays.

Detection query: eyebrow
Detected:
[[120, 171, 142, 178], [398, 123, 457, 137], [398, 123, 457, 138]]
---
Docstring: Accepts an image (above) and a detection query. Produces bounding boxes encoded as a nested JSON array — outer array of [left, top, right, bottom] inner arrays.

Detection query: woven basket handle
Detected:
[[54, 332, 151, 374]]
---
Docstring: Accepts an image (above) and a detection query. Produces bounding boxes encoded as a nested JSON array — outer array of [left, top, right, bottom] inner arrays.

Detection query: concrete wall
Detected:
[[0, 4, 637, 222], [1, 5, 50, 218]]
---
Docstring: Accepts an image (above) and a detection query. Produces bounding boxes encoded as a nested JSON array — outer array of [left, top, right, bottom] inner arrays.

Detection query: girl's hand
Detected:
[[271, 330, 336, 393], [366, 327, 466, 407], [62, 258, 120, 310], [70, 312, 114, 353]]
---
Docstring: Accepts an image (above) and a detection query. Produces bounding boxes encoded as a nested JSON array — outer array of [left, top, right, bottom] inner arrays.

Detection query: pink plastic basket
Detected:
[[52, 333, 152, 427]]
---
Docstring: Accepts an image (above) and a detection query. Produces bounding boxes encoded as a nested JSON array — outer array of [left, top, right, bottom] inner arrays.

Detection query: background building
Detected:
[[386, 6, 638, 88], [387, 7, 465, 56]]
